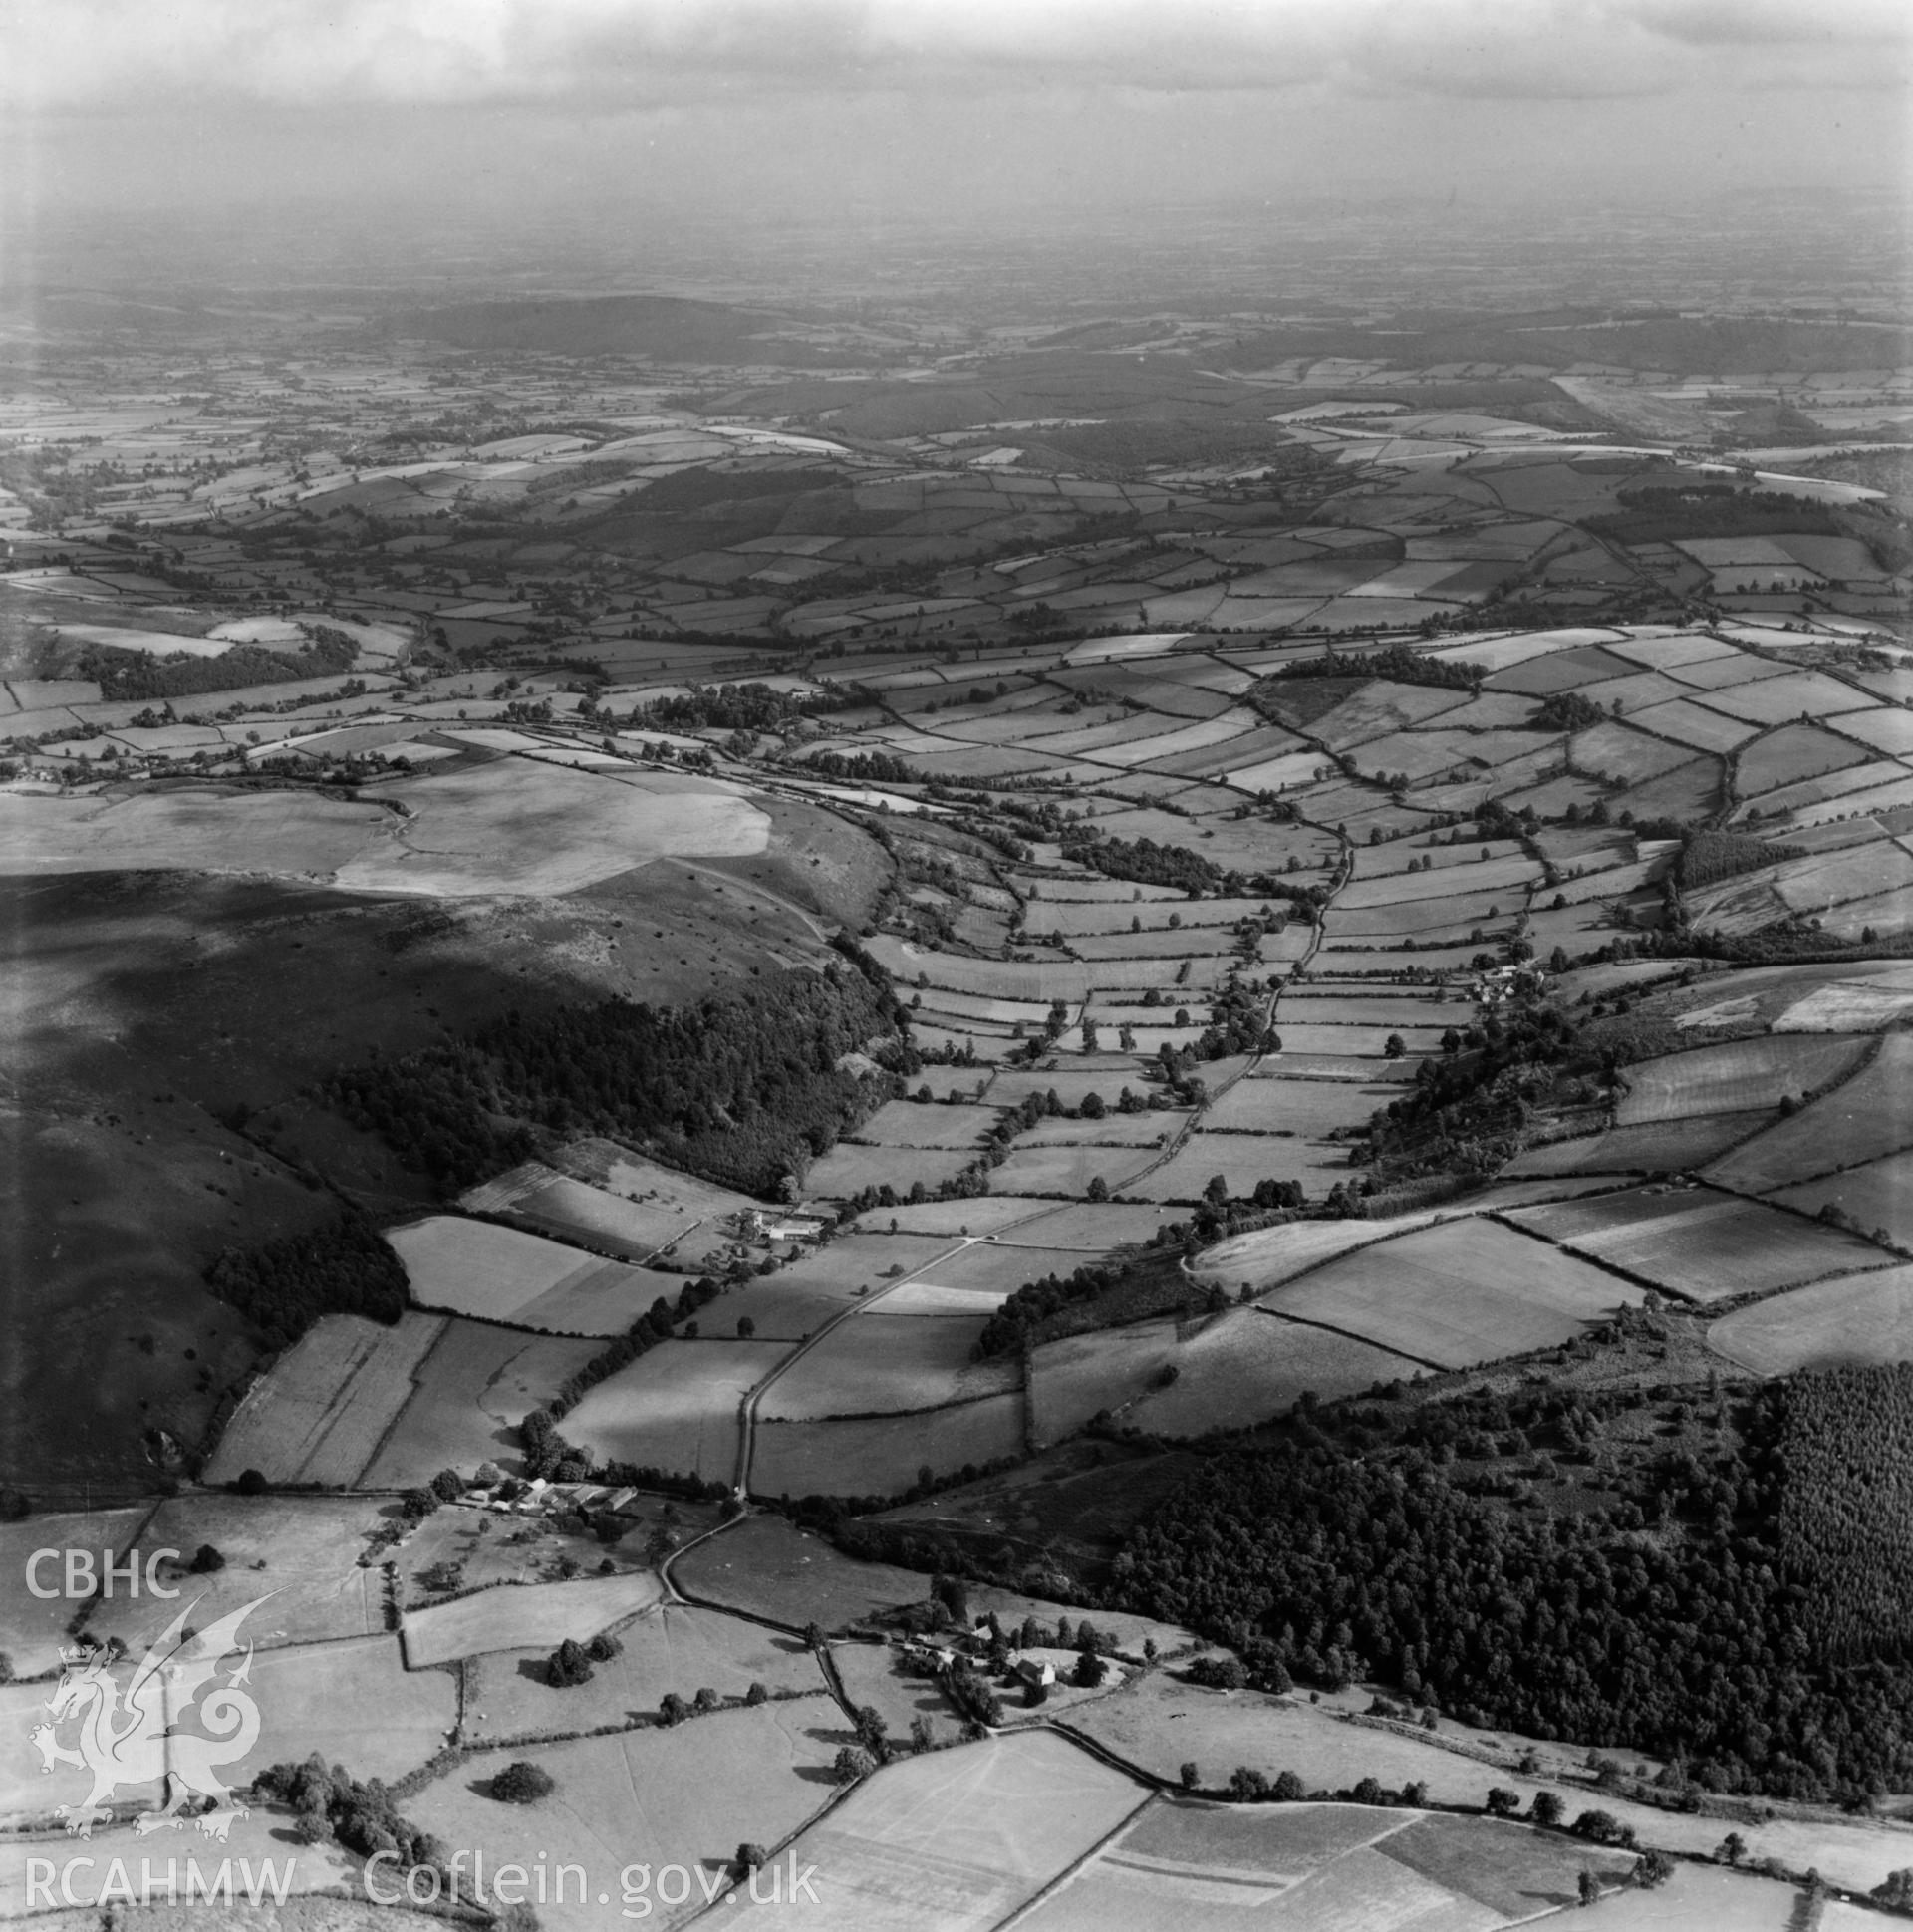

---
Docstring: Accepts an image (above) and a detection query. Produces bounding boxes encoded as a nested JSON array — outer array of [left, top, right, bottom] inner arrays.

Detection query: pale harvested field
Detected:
[[408, 1702, 838, 1932], [1265, 1218, 1642, 1368], [205, 1311, 446, 1487], [86, 1495, 385, 1656], [360, 1320, 603, 1489], [563, 1339, 793, 1482], [247, 1633, 455, 1782], [340, 764, 769, 897], [751, 1394, 1024, 1499], [1000, 1199, 1187, 1248], [760, 1313, 1016, 1420], [855, 1195, 1053, 1237], [733, 1730, 1148, 1930], [1708, 1263, 1913, 1376], [404, 1568, 666, 1668], [463, 1603, 826, 1742], [717, 1234, 962, 1337]]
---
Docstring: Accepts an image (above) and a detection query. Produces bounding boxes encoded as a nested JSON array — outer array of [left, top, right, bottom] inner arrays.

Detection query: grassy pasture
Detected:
[[1771, 840, 1913, 913], [867, 935, 1090, 1003], [1693, 668, 1876, 725], [912, 1242, 1125, 1295], [408, 1702, 838, 1932], [735, 1730, 1147, 1930], [761, 1313, 1015, 1420], [463, 1603, 826, 1742], [830, 1639, 953, 1742], [1568, 720, 1694, 785], [388, 1216, 669, 1334], [1614, 1032, 1870, 1124], [1628, 696, 1762, 752], [248, 1633, 454, 1782], [751, 1394, 1025, 1501], [1030, 1311, 1420, 1445], [673, 1517, 932, 1632], [855, 1196, 1056, 1238], [1264, 1218, 1643, 1369], [205, 1311, 446, 1487], [1200, 1077, 1390, 1137], [1337, 852, 1538, 909], [361, 1321, 604, 1489], [465, 1149, 755, 1259], [802, 1141, 980, 1200], [990, 1142, 1162, 1198], [1508, 1186, 1881, 1302], [1132, 1136, 1356, 1205], [1267, 1023, 1452, 1057], [1323, 891, 1510, 936], [1776, 1149, 1913, 1248], [1617, 753, 1726, 823], [563, 1339, 792, 1482], [1001, 1200, 1187, 1249], [1737, 722, 1876, 794], [404, 1568, 666, 1668], [1708, 1263, 1913, 1376], [86, 1495, 385, 1656], [0, 1508, 146, 1677], [1010, 1114, 1172, 1149], [1023, 1801, 1638, 1932], [1707, 1032, 1913, 1191], [850, 1099, 1000, 1149], [1503, 1109, 1776, 1178]]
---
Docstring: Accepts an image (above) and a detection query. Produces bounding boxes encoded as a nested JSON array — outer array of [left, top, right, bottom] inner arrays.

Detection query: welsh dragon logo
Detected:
[[29, 1596, 269, 1840]]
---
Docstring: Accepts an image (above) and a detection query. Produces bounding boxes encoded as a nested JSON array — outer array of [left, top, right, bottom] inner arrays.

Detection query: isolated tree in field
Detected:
[[834, 1745, 874, 1784], [1633, 1849, 1673, 1888], [1229, 1767, 1268, 1800], [659, 1692, 688, 1727], [1079, 1091, 1105, 1119], [489, 1762, 554, 1805], [1531, 1791, 1563, 1827], [745, 1681, 768, 1705], [546, 1638, 594, 1687], [1179, 1761, 1200, 1791], [1577, 1869, 1601, 1907], [910, 1716, 935, 1752], [737, 1316, 755, 1338], [1087, 1175, 1109, 1202], [1717, 1832, 1745, 1866], [1072, 1647, 1106, 1688], [1383, 1033, 1406, 1059], [1272, 1770, 1306, 1801], [1203, 1174, 1229, 1206], [1486, 1788, 1519, 1816], [735, 1844, 768, 1874], [693, 1686, 720, 1713]]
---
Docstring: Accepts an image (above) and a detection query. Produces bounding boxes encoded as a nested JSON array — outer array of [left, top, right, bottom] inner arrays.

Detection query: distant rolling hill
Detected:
[[385, 293, 857, 366]]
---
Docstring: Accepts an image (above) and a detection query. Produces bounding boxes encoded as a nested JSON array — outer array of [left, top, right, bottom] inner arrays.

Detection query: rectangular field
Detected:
[[462, 1602, 827, 1742], [1508, 1186, 1882, 1302], [388, 1214, 678, 1334], [1707, 1263, 1913, 1376], [751, 1394, 1025, 1499], [673, 1516, 936, 1631], [409, 1703, 838, 1932], [404, 1567, 666, 1667], [1706, 1033, 1913, 1190], [1263, 1218, 1644, 1368], [1614, 1032, 1871, 1125], [205, 1311, 446, 1487], [760, 1313, 1016, 1419], [803, 1140, 981, 1200], [1502, 1109, 1775, 1178], [734, 1731, 1148, 1931], [850, 1099, 1003, 1148], [246, 1632, 455, 1784], [360, 1320, 605, 1489], [563, 1338, 793, 1482]]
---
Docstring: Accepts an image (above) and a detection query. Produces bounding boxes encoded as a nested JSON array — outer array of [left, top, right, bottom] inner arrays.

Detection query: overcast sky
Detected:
[[4, 1, 1908, 248]]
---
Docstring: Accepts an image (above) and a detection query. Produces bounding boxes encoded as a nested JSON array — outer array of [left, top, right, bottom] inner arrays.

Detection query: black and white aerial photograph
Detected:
[[0, 0, 1909, 1923]]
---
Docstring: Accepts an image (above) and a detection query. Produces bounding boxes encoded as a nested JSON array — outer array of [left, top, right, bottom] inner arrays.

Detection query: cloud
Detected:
[[2, 0, 1904, 112]]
